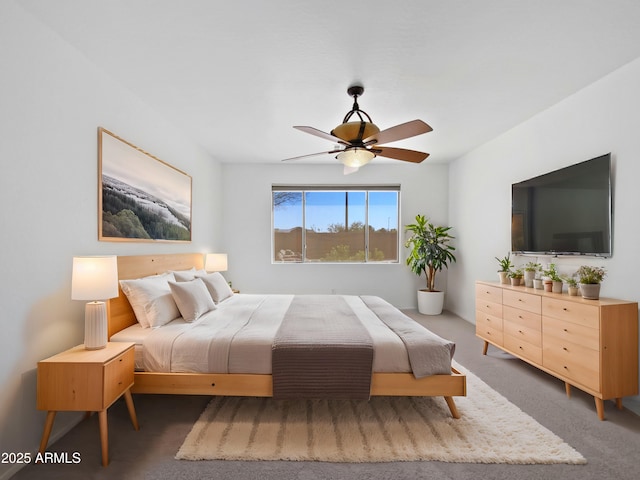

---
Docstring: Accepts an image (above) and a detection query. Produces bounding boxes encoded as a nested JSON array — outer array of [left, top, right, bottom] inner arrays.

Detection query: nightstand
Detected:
[[37, 342, 139, 466]]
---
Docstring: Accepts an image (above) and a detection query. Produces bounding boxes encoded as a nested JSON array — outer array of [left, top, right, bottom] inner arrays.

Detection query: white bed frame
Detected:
[[107, 253, 466, 418]]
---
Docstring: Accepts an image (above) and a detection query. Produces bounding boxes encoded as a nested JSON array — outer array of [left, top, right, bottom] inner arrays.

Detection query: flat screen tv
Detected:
[[511, 153, 612, 257]]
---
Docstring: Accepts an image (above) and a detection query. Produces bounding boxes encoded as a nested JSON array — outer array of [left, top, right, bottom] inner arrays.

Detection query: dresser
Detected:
[[475, 281, 638, 420], [37, 342, 139, 466]]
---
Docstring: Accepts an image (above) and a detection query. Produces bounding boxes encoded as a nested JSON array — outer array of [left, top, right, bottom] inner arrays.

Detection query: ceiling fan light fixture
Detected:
[[336, 148, 375, 168]]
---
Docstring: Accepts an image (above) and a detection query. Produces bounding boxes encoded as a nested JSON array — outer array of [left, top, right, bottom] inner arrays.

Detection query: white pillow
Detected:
[[168, 279, 216, 322], [173, 268, 207, 282], [196, 272, 234, 303], [119, 273, 180, 328]]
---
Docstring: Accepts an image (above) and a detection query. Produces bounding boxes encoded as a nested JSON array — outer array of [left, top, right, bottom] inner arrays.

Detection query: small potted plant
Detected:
[[495, 253, 513, 285], [523, 261, 541, 288], [542, 263, 562, 292], [509, 268, 524, 286], [561, 274, 579, 296], [576, 265, 606, 299]]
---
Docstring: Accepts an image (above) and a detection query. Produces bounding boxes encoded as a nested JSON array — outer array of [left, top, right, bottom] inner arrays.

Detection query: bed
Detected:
[[107, 253, 466, 418]]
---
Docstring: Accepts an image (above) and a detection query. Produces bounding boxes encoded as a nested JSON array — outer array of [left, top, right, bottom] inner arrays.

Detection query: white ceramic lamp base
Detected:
[[84, 301, 107, 350]]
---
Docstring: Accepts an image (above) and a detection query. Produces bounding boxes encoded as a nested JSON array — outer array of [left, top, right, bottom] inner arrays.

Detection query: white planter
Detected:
[[417, 290, 445, 315], [523, 270, 536, 287], [580, 283, 601, 300]]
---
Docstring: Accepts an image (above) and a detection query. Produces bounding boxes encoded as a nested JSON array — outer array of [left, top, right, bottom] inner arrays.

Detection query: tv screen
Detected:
[[511, 154, 612, 256]]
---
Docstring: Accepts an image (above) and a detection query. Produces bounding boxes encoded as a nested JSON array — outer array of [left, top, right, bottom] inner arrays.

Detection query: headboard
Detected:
[[107, 253, 205, 338]]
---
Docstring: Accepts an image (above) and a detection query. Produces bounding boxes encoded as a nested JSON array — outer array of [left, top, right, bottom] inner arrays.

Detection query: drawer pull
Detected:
[[518, 330, 523, 334], [563, 328, 568, 332], [563, 347, 568, 351], [563, 307, 568, 311]]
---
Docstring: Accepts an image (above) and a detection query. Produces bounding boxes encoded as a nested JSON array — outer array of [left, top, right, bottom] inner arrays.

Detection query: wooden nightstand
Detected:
[[37, 342, 139, 466]]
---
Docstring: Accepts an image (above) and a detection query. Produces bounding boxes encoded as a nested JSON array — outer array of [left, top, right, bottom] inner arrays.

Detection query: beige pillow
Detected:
[[172, 268, 207, 282], [168, 279, 216, 322], [119, 273, 180, 328], [196, 272, 234, 303]]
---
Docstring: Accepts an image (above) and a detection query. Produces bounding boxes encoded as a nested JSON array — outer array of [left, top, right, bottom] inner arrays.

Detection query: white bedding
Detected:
[[134, 294, 415, 374], [110, 323, 151, 370]]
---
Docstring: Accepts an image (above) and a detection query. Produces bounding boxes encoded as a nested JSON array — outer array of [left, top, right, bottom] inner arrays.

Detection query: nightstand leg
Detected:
[[98, 410, 108, 466], [123, 389, 139, 430], [38, 411, 56, 453], [482, 341, 489, 355]]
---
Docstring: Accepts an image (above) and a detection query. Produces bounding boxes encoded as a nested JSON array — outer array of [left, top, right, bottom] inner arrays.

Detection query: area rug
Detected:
[[176, 362, 586, 464]]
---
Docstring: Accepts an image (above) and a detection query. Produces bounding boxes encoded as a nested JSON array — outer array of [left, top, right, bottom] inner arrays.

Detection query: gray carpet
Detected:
[[14, 310, 640, 480]]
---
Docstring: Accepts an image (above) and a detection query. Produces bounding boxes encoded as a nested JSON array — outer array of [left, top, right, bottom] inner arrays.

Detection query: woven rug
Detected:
[[176, 362, 586, 464]]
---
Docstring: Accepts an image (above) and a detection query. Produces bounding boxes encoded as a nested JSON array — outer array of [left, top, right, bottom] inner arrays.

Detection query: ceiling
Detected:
[[19, 0, 640, 165]]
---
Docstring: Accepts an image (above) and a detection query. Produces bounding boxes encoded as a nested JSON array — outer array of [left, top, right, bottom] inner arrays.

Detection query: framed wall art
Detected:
[[98, 127, 192, 242]]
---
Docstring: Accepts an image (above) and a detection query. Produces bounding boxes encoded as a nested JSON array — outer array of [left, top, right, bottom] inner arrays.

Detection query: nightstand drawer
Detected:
[[104, 347, 135, 407]]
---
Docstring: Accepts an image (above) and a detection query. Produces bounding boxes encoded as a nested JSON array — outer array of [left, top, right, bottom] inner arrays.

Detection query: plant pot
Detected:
[[498, 271, 509, 284], [543, 280, 552, 292], [510, 277, 522, 286], [552, 280, 563, 293], [568, 285, 579, 296], [533, 278, 544, 290], [523, 270, 536, 287], [417, 290, 445, 315], [580, 283, 601, 300]]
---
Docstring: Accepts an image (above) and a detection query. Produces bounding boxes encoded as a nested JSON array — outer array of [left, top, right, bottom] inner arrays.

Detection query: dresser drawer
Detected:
[[476, 284, 503, 304], [504, 313, 541, 347], [542, 317, 599, 351], [543, 336, 600, 391], [504, 334, 542, 364], [542, 297, 599, 328], [503, 289, 541, 314], [476, 321, 503, 346], [103, 347, 135, 408], [476, 298, 503, 319], [476, 310, 503, 333]]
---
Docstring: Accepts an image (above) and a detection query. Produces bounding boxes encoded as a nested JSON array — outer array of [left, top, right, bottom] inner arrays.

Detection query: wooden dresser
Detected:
[[475, 280, 638, 420]]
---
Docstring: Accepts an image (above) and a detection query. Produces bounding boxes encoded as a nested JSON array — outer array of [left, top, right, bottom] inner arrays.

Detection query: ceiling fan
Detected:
[[283, 85, 432, 174]]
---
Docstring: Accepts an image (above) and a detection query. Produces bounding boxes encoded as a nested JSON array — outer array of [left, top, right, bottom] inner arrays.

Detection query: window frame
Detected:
[[272, 184, 401, 264]]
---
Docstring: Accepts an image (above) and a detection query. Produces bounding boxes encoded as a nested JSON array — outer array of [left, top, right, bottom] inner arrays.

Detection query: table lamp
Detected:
[[205, 253, 228, 272], [71, 256, 119, 350]]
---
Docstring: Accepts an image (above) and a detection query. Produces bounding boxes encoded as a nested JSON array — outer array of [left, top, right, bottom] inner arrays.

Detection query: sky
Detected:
[[273, 190, 399, 231]]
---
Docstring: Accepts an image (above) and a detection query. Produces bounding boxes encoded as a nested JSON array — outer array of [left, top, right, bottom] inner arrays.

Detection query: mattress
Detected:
[[112, 294, 454, 376]]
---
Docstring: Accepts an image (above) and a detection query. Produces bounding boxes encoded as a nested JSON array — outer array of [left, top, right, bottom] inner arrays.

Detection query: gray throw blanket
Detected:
[[272, 295, 374, 400], [360, 295, 455, 378]]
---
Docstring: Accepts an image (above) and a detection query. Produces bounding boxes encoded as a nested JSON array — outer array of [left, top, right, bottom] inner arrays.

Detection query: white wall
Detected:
[[0, 3, 222, 478], [447, 55, 640, 410], [221, 162, 449, 309]]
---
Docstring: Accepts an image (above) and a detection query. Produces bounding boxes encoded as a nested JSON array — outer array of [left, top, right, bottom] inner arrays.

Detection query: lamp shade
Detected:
[[205, 253, 228, 272], [71, 256, 119, 301], [336, 148, 375, 168]]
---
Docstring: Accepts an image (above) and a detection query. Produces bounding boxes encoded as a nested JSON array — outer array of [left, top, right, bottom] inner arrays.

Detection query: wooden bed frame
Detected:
[[107, 253, 466, 418]]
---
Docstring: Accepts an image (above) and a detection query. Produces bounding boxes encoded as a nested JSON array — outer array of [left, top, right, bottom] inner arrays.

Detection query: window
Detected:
[[272, 185, 400, 263]]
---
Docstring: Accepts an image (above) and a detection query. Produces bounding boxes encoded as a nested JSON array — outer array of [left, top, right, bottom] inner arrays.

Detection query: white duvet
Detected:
[[141, 294, 414, 374]]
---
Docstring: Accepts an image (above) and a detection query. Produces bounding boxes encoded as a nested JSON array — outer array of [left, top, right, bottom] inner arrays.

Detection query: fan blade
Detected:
[[372, 146, 429, 163], [363, 119, 432, 145], [293, 126, 351, 146], [282, 149, 342, 162]]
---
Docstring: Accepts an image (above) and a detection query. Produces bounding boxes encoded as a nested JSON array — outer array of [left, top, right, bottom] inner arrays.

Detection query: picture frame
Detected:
[[98, 127, 192, 242]]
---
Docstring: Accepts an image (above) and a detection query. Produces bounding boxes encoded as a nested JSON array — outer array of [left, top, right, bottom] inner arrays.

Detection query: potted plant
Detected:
[[523, 261, 541, 288], [509, 268, 524, 286], [405, 214, 457, 315], [561, 274, 579, 296], [576, 266, 606, 299], [495, 253, 513, 285], [542, 263, 562, 292]]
